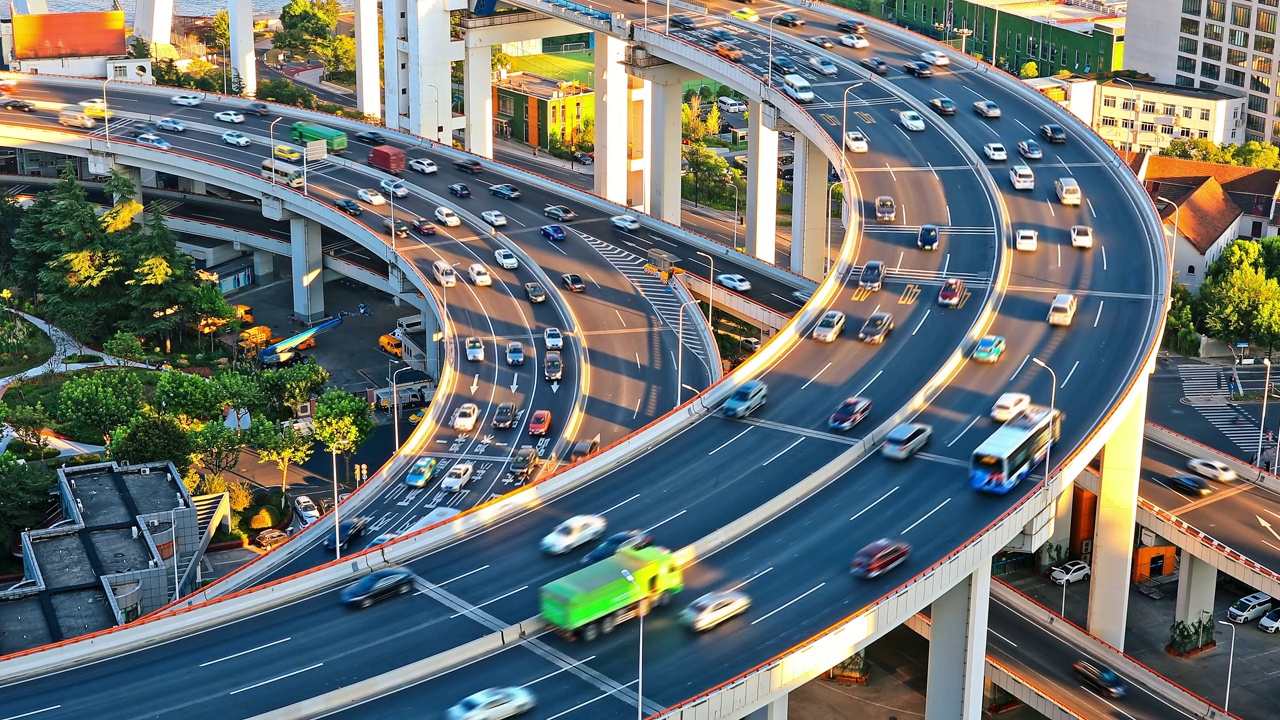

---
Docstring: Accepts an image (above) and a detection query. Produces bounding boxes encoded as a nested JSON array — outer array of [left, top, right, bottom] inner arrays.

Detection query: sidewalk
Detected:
[[1, 310, 149, 390], [492, 137, 594, 177]]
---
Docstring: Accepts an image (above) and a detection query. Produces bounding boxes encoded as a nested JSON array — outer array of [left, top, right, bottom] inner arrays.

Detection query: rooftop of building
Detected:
[[494, 71, 593, 101], [965, 0, 1126, 33], [1099, 78, 1243, 102]]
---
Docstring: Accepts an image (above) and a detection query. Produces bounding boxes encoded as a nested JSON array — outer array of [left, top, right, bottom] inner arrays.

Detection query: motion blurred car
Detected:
[[810, 56, 838, 76], [528, 410, 552, 436], [850, 539, 911, 578], [454, 158, 483, 173], [465, 337, 485, 362], [505, 341, 525, 366], [562, 273, 586, 292], [221, 130, 250, 147], [481, 210, 507, 227], [670, 13, 698, 28], [808, 35, 836, 49], [453, 403, 480, 432], [583, 530, 654, 564], [411, 217, 437, 235], [494, 248, 519, 269], [274, 145, 302, 161], [170, 93, 202, 106], [917, 224, 940, 250], [1040, 123, 1068, 143], [340, 567, 414, 608], [991, 392, 1030, 421], [380, 178, 409, 198], [135, 134, 172, 150], [775, 12, 804, 26], [772, 55, 798, 73], [973, 100, 1002, 118], [899, 111, 926, 132], [715, 42, 745, 61], [840, 34, 869, 49], [861, 57, 889, 75], [1051, 560, 1091, 585], [902, 61, 934, 77], [324, 518, 368, 551], [1072, 661, 1125, 698], [213, 110, 244, 123], [921, 50, 950, 66], [838, 19, 867, 33], [445, 686, 536, 720], [409, 157, 437, 174], [729, 7, 758, 22], [406, 457, 441, 487], [971, 335, 1006, 363], [881, 422, 932, 460], [489, 183, 521, 200], [525, 282, 547, 303], [156, 117, 186, 132], [3, 99, 35, 112], [829, 397, 872, 431], [441, 462, 474, 492], [544, 327, 564, 349], [709, 28, 734, 43], [611, 214, 641, 230], [1187, 457, 1236, 482], [680, 591, 751, 632], [1165, 474, 1212, 496], [369, 533, 399, 547], [541, 514, 607, 554], [408, 409, 426, 425], [983, 143, 1007, 161], [1017, 139, 1044, 159], [383, 217, 410, 238], [938, 278, 966, 307], [492, 403, 518, 429], [354, 130, 386, 144], [435, 207, 461, 227], [448, 183, 472, 198], [357, 188, 386, 205], [335, 199, 362, 216], [858, 312, 894, 344], [246, 102, 270, 116], [844, 130, 869, 153], [928, 97, 957, 115], [544, 205, 577, 221], [540, 224, 567, 241], [717, 274, 751, 292], [812, 310, 846, 343]]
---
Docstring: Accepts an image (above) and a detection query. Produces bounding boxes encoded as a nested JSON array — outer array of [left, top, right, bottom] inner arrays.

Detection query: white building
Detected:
[[1093, 78, 1246, 152], [1126, 0, 1280, 144]]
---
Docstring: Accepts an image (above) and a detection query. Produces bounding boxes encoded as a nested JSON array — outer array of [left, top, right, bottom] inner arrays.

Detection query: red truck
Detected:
[[369, 145, 405, 175]]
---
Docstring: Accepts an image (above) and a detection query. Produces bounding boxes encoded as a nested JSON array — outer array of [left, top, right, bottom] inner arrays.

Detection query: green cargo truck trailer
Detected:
[[290, 122, 348, 154], [540, 547, 683, 641]]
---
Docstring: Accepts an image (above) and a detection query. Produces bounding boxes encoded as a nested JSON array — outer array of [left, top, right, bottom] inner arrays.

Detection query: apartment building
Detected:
[[1094, 78, 1247, 152], [1127, 0, 1280, 143]]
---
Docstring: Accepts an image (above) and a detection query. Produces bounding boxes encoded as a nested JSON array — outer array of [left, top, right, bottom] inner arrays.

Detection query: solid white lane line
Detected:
[[1087, 198, 1097, 218], [855, 370, 883, 397], [912, 309, 931, 335], [802, 362, 833, 390], [635, 352, 641, 370], [229, 663, 324, 695], [633, 397, 642, 420], [544, 680, 639, 720], [439, 565, 490, 587], [751, 583, 827, 625], [947, 416, 981, 447], [1061, 360, 1080, 387], [990, 630, 1017, 646], [850, 487, 900, 521], [1010, 353, 1030, 381], [199, 637, 292, 666], [1101, 245, 1108, 270], [1056, 245, 1061, 268], [886, 163, 897, 181], [763, 438, 804, 466], [1091, 690, 1139, 720], [900, 498, 952, 535], [601, 493, 641, 515], [709, 427, 753, 455], [1094, 300, 1104, 328], [449, 585, 528, 618], [1, 707, 62, 720], [521, 656, 598, 688], [616, 309, 626, 327], [730, 567, 774, 592], [1045, 198, 1055, 217], [646, 510, 687, 533]]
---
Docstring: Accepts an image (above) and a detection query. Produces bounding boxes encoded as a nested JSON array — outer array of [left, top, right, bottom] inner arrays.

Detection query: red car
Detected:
[[938, 278, 965, 307], [529, 410, 552, 436], [828, 397, 871, 432], [850, 539, 911, 579]]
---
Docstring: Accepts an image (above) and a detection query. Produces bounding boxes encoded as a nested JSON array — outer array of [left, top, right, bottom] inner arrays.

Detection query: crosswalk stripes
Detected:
[[572, 230, 710, 368], [1177, 364, 1225, 397], [846, 264, 991, 288], [1193, 405, 1260, 453]]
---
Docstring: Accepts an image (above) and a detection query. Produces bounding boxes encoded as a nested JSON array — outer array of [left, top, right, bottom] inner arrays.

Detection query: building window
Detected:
[[1103, 95, 1117, 107], [1260, 10, 1278, 34], [1180, 37, 1199, 54], [1188, 265, 1197, 275], [1227, 68, 1247, 85], [1184, 106, 1194, 118], [1202, 108, 1213, 120], [1183, 0, 1202, 12], [575, 102, 582, 118], [1183, 18, 1200, 35], [1228, 48, 1248, 66], [1178, 74, 1197, 87], [551, 105, 557, 124], [1200, 129, 1212, 138], [1208, 0, 1226, 22], [1141, 121, 1156, 133], [1206, 23, 1225, 41], [1204, 42, 1224, 60], [1254, 75, 1274, 94], [1258, 35, 1276, 53], [1122, 97, 1135, 110], [1164, 103, 1178, 115], [1101, 116, 1118, 127], [1122, 118, 1136, 129], [1262, 0, 1279, 7], [1251, 94, 1269, 112], [1142, 100, 1157, 113], [1248, 113, 1267, 131], [1229, 29, 1249, 47], [1181, 127, 1193, 137], [1202, 62, 1222, 79], [498, 96, 514, 116], [1255, 56, 1274, 74], [1162, 125, 1176, 135], [1232, 3, 1251, 27]]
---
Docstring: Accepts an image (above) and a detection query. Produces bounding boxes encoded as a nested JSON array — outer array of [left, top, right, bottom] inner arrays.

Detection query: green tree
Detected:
[[259, 362, 330, 418], [255, 78, 317, 109], [492, 49, 514, 72], [1229, 140, 1280, 169], [112, 414, 194, 474], [276, 0, 335, 49], [154, 370, 221, 424], [210, 10, 230, 47], [1019, 61, 1039, 79], [226, 479, 254, 512], [214, 371, 267, 433], [0, 461, 57, 553], [252, 421, 315, 503], [7, 402, 52, 463], [1197, 256, 1280, 347], [681, 96, 708, 142], [103, 331, 145, 361], [58, 370, 144, 444], [189, 419, 243, 479], [312, 389, 375, 484], [122, 207, 197, 341], [316, 35, 356, 75]]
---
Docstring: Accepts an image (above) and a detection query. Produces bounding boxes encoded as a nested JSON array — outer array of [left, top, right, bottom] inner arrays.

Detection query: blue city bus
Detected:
[[970, 405, 1062, 494]]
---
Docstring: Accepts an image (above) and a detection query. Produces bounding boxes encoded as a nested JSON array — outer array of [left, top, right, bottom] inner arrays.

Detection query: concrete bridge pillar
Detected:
[[289, 216, 325, 322], [1175, 553, 1217, 625], [745, 694, 788, 720], [228, 0, 256, 95], [253, 250, 276, 284], [353, 0, 380, 118], [464, 42, 494, 159], [745, 100, 779, 265], [925, 564, 991, 720], [789, 136, 829, 280], [594, 32, 629, 206], [648, 78, 683, 225]]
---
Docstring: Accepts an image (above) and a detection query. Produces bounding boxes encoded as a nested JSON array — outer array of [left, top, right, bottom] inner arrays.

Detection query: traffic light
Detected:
[[355, 463, 369, 484]]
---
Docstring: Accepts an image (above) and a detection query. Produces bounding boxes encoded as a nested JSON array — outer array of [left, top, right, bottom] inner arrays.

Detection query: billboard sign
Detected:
[[12, 10, 127, 60]]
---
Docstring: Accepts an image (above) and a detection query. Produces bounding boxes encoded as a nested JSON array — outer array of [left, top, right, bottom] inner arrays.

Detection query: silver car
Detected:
[[680, 590, 751, 632], [446, 686, 536, 720], [465, 337, 484, 362], [880, 422, 932, 460]]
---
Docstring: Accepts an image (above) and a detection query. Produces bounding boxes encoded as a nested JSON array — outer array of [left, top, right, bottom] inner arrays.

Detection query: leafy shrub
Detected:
[[226, 479, 253, 512], [248, 507, 275, 529]]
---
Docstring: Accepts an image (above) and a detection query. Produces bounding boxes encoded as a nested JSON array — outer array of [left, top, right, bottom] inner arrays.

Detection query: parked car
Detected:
[[1050, 560, 1091, 585], [254, 529, 289, 550]]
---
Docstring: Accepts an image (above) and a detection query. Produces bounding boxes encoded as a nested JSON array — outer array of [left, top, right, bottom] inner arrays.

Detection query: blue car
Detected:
[[405, 457, 440, 487], [972, 335, 1005, 363], [541, 224, 567, 241], [917, 224, 940, 250], [448, 183, 471, 198]]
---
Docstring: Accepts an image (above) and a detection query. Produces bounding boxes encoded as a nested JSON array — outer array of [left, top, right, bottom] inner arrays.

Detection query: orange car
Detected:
[[529, 410, 552, 436], [715, 42, 744, 62]]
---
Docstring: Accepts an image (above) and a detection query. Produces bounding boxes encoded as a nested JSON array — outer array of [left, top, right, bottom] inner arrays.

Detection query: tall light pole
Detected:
[[102, 78, 111, 145], [695, 250, 714, 329], [1218, 620, 1236, 712], [991, 0, 1003, 69], [1112, 77, 1139, 151], [389, 192, 398, 257], [955, 27, 973, 55], [723, 179, 740, 250], [267, 117, 283, 185], [839, 83, 866, 161], [331, 447, 342, 559], [675, 298, 700, 406], [621, 569, 644, 720], [391, 362, 415, 449], [765, 11, 790, 86], [1258, 358, 1273, 466], [1032, 357, 1057, 484]]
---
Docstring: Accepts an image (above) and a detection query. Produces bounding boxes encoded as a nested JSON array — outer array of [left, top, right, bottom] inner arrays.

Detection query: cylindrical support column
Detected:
[[464, 42, 494, 158], [353, 0, 381, 118], [1175, 553, 1217, 624], [253, 250, 276, 284], [1086, 373, 1148, 649], [289, 217, 325, 322], [789, 137, 829, 280], [382, 0, 408, 130], [744, 101, 779, 265], [228, 0, 256, 95], [594, 32, 629, 205], [407, 0, 451, 140], [648, 79, 683, 225], [925, 564, 991, 720]]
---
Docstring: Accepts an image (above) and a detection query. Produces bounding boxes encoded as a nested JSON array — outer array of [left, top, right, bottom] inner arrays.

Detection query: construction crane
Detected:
[[258, 304, 372, 365]]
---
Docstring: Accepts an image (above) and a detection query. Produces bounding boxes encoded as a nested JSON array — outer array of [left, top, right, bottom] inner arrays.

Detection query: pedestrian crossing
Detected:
[[846, 264, 992, 288], [1178, 364, 1226, 397], [1177, 364, 1261, 453], [572, 230, 711, 371], [1192, 404, 1260, 453]]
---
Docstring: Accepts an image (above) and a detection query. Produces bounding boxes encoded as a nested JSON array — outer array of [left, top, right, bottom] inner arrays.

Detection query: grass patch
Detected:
[[507, 51, 595, 84], [0, 316, 55, 379]]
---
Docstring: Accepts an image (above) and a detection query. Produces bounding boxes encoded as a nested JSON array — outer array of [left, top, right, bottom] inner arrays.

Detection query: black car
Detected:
[[243, 101, 269, 116], [335, 199, 362, 216], [448, 183, 471, 198], [902, 61, 934, 77], [383, 217, 411, 238], [1166, 474, 1212, 496], [1072, 660, 1126, 698], [917, 224, 940, 250], [544, 205, 577, 221], [340, 567, 415, 608], [838, 19, 867, 33], [777, 167, 794, 181], [858, 312, 894, 344], [572, 151, 593, 165], [492, 402, 519, 429], [525, 282, 547, 303], [4, 99, 35, 112], [772, 55, 798, 73], [355, 131, 386, 144], [709, 29, 734, 43], [583, 530, 654, 565], [489, 183, 521, 199], [776, 12, 804, 27], [669, 14, 697, 29], [808, 36, 835, 49], [454, 158, 483, 173], [861, 57, 889, 75], [858, 260, 883, 290], [411, 217, 437, 235], [509, 445, 540, 481], [928, 97, 957, 115], [1040, 123, 1068, 143], [562, 273, 586, 292], [324, 517, 368, 551]]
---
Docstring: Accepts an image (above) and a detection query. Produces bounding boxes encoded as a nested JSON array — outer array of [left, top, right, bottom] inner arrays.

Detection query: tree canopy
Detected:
[[1161, 138, 1280, 169]]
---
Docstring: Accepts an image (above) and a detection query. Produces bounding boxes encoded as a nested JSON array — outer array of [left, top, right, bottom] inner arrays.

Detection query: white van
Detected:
[[782, 75, 814, 103], [1055, 177, 1082, 206], [717, 96, 746, 113], [1009, 165, 1035, 191], [432, 260, 457, 287], [1227, 592, 1273, 623], [58, 108, 96, 129], [1048, 293, 1078, 326], [397, 314, 424, 333]]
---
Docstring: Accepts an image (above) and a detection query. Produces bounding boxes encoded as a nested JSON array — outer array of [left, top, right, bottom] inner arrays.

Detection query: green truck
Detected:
[[290, 122, 348, 154], [540, 546, 683, 641]]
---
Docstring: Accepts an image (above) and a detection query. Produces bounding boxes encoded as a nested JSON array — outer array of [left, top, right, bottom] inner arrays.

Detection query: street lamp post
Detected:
[[955, 27, 973, 55], [331, 448, 342, 559], [1218, 620, 1236, 712], [1032, 357, 1058, 484], [1258, 358, 1273, 466], [389, 192, 398, 257], [102, 78, 111, 145], [839, 83, 866, 162], [391, 362, 415, 449], [267, 117, 283, 185], [1060, 572, 1068, 617], [723, 180, 740, 250], [621, 569, 644, 720], [1112, 77, 1139, 152], [766, 11, 790, 86], [696, 250, 714, 329]]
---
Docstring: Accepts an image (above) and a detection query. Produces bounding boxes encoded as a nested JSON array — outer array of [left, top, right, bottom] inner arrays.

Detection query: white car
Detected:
[[221, 131, 250, 147], [844, 130, 869, 153], [839, 34, 869, 49], [973, 100, 1002, 118], [991, 392, 1031, 422], [213, 110, 244, 123], [435, 207, 461, 227], [544, 327, 564, 350], [445, 686, 536, 720], [899, 111, 926, 132], [494, 248, 519, 269], [540, 514, 608, 555], [294, 495, 320, 525], [1187, 457, 1237, 482], [441, 462, 474, 492], [717, 274, 752, 292], [1050, 560, 1091, 585], [921, 50, 950, 66], [78, 98, 107, 108], [465, 337, 485, 362], [468, 264, 492, 286], [481, 210, 507, 227], [983, 143, 1007, 161], [1015, 228, 1039, 252], [408, 157, 438, 174], [610, 214, 641, 230], [812, 310, 846, 343], [1070, 225, 1094, 249], [810, 57, 839, 76], [135, 133, 171, 150], [156, 118, 186, 132], [380, 179, 409, 198], [1009, 165, 1035, 190], [452, 403, 480, 432], [170, 94, 202, 107], [357, 188, 386, 205], [679, 591, 752, 632]]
